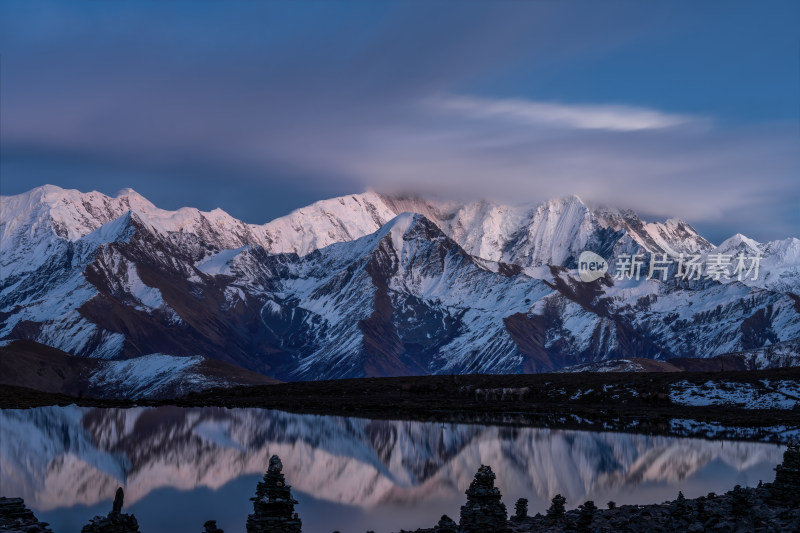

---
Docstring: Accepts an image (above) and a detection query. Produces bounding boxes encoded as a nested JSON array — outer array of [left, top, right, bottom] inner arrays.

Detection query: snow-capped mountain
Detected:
[[707, 233, 800, 292], [0, 340, 277, 399], [0, 186, 713, 276], [1, 185, 798, 388]]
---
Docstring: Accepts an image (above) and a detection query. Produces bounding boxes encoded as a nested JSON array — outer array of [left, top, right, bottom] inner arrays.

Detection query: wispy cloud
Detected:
[[1, 1, 797, 242], [433, 95, 704, 131]]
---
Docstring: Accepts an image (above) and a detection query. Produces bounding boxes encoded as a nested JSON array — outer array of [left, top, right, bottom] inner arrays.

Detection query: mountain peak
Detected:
[[114, 187, 139, 197], [374, 212, 444, 253], [717, 233, 761, 252], [80, 210, 140, 246], [388, 212, 417, 253], [27, 184, 67, 197], [380, 211, 422, 232], [553, 194, 585, 206], [664, 217, 687, 227]]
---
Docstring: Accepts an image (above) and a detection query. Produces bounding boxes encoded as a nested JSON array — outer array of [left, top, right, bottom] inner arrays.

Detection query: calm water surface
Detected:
[[0, 406, 785, 533]]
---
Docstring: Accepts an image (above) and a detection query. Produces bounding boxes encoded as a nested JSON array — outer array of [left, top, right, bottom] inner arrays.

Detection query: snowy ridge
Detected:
[[717, 340, 800, 370], [555, 359, 668, 374], [0, 185, 720, 270], [0, 185, 265, 246], [2, 185, 799, 383], [707, 235, 800, 292], [3, 186, 794, 283], [669, 379, 800, 410], [260, 191, 398, 256], [82, 352, 271, 399], [380, 194, 715, 269], [89, 354, 208, 398]]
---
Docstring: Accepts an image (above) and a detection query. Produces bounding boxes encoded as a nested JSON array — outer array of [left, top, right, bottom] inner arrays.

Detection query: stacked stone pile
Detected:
[[576, 500, 597, 532], [246, 455, 302, 533], [772, 441, 800, 503], [0, 497, 54, 533], [434, 515, 457, 532], [512, 498, 528, 521], [80, 488, 141, 533], [546, 494, 566, 525], [458, 464, 509, 533], [202, 520, 224, 533]]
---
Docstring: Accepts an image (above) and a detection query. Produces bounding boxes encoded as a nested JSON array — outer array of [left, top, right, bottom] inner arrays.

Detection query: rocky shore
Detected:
[[0, 497, 53, 533], [3, 445, 799, 532], [406, 444, 800, 532], [3, 368, 800, 445], [408, 460, 800, 532]]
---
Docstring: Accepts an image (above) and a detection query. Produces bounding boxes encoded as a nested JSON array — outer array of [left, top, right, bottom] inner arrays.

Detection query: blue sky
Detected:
[[1, 0, 798, 242]]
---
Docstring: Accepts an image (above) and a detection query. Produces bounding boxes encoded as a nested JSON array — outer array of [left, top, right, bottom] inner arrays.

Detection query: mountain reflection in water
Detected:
[[0, 406, 785, 533]]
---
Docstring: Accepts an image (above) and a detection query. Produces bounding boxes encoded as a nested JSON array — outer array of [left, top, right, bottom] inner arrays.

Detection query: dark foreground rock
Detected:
[[404, 443, 800, 533], [773, 438, 800, 504], [0, 497, 53, 533], [202, 520, 224, 533], [80, 487, 141, 533]]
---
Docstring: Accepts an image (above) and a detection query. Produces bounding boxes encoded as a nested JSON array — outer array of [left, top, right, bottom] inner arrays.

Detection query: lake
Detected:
[[0, 406, 785, 533]]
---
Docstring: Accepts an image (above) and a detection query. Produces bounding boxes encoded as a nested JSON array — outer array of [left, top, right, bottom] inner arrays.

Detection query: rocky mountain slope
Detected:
[[0, 340, 277, 399], [1, 185, 798, 389]]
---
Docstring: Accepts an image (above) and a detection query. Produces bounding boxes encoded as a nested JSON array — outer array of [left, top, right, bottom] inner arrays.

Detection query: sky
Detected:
[[1, 0, 798, 243]]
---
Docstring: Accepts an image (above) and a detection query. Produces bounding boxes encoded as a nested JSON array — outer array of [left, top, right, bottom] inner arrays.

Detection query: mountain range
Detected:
[[1, 185, 799, 396]]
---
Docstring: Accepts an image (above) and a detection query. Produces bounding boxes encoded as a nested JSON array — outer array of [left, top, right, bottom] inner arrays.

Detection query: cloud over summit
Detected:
[[1, 0, 797, 243]]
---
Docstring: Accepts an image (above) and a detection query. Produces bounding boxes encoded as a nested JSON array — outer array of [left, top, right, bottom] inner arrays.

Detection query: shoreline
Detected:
[[1, 368, 799, 444]]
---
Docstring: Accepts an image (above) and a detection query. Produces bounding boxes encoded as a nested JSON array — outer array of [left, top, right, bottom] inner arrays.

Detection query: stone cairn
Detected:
[[80, 487, 141, 533], [0, 497, 54, 533], [772, 441, 800, 504], [458, 464, 508, 533], [246, 455, 302, 533], [513, 498, 528, 521], [670, 490, 688, 519], [576, 500, 597, 532], [546, 493, 567, 525], [202, 520, 224, 533], [434, 514, 457, 533]]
